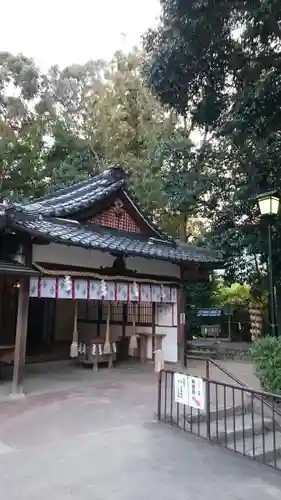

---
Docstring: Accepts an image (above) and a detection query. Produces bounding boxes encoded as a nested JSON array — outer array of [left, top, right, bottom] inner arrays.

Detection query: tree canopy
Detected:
[[3, 0, 281, 306], [0, 48, 216, 243], [144, 0, 281, 298]]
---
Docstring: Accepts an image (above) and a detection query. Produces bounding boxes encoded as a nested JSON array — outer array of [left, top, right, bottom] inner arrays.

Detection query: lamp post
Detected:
[[257, 192, 280, 337]]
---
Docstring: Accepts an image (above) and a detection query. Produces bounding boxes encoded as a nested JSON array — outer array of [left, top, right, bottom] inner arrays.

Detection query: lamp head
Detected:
[[256, 191, 280, 216]]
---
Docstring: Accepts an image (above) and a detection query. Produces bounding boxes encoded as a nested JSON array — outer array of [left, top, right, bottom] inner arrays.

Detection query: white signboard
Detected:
[[174, 373, 205, 411], [188, 376, 205, 411], [174, 373, 189, 405]]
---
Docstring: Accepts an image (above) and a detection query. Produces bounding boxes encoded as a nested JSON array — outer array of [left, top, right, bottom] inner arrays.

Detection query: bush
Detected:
[[251, 337, 281, 394]]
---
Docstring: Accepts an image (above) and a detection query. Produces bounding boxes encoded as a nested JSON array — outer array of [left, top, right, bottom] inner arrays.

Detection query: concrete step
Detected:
[[170, 410, 281, 465], [209, 414, 273, 445], [186, 403, 253, 424], [228, 429, 281, 463], [268, 457, 281, 470], [181, 412, 272, 442]]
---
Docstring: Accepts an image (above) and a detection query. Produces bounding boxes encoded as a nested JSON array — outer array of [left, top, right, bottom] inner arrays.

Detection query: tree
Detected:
[[87, 50, 178, 218], [155, 130, 218, 239], [0, 52, 49, 200], [143, 0, 237, 123], [44, 60, 106, 137], [143, 0, 281, 296], [209, 2, 281, 293], [213, 282, 252, 308], [42, 121, 100, 192], [143, 0, 238, 242]]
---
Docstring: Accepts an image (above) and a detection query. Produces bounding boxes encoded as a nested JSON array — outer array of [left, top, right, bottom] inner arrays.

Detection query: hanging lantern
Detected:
[[100, 279, 108, 298], [63, 275, 72, 292], [132, 281, 139, 300]]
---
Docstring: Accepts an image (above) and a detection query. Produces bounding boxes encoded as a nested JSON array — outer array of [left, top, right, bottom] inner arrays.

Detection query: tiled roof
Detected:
[[23, 168, 126, 217], [11, 214, 222, 265], [176, 240, 223, 264]]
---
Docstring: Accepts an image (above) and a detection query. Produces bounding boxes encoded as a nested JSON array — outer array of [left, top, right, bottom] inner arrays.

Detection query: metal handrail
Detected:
[[206, 357, 281, 419], [183, 353, 281, 418], [206, 358, 247, 388], [164, 366, 281, 401]]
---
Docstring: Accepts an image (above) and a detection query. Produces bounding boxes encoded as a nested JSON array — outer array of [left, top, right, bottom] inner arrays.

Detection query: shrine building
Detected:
[[0, 167, 222, 393]]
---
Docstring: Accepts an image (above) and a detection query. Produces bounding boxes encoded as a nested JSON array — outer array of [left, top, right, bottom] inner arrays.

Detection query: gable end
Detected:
[[88, 199, 142, 233]]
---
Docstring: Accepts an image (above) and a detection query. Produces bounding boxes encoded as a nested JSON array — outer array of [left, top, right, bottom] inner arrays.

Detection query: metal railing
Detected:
[[157, 369, 281, 470], [186, 355, 281, 421]]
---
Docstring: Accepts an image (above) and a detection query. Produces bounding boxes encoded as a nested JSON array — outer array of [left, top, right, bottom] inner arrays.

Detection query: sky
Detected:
[[1, 0, 161, 70]]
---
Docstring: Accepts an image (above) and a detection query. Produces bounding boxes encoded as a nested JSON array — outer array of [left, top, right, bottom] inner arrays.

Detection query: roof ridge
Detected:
[[25, 166, 126, 206]]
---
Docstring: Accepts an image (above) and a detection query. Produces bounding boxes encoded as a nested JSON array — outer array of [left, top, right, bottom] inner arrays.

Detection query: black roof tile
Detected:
[[12, 214, 222, 265], [23, 168, 126, 217]]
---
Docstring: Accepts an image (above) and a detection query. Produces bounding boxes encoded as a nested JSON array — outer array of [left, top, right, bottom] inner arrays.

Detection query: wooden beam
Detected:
[[12, 277, 29, 394]]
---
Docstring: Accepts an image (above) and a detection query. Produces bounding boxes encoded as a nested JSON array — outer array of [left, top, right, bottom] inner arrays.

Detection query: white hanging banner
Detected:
[[28, 276, 177, 303], [57, 277, 73, 299], [162, 285, 171, 303], [40, 277, 57, 298], [73, 279, 88, 299], [128, 282, 139, 302], [88, 280, 100, 300], [140, 284, 151, 302], [29, 277, 39, 297], [151, 285, 161, 303], [116, 282, 128, 301], [106, 281, 116, 301], [171, 287, 178, 303]]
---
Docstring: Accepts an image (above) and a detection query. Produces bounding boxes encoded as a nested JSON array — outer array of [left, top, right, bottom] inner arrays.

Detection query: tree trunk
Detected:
[[179, 214, 188, 242]]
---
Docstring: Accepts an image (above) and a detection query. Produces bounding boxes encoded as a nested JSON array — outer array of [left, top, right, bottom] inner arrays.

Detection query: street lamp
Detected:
[[257, 194, 280, 216], [257, 191, 280, 337]]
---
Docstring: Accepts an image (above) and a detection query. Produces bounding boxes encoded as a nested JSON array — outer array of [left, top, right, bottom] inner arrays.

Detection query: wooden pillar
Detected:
[[122, 304, 126, 338], [0, 277, 3, 339], [152, 303, 156, 361], [178, 268, 186, 367], [12, 276, 29, 395]]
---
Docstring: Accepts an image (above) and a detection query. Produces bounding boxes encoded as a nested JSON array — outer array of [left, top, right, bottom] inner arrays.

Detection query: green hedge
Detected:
[[251, 337, 281, 394]]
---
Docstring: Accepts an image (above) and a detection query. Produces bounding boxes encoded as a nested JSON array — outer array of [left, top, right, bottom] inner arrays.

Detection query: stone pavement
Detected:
[[0, 363, 281, 499]]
